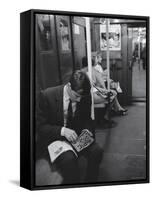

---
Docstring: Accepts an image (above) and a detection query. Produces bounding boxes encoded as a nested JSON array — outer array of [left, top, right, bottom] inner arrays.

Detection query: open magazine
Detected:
[[48, 129, 94, 163], [71, 129, 94, 152]]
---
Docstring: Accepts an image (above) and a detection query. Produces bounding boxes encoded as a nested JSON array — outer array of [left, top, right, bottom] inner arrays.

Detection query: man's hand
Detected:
[[61, 127, 78, 143]]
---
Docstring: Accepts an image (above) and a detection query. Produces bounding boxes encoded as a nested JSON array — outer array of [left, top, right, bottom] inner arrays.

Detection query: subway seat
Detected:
[[94, 103, 106, 108]]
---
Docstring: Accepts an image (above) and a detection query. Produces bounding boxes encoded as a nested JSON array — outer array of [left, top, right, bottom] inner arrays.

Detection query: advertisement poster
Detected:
[[100, 24, 121, 50]]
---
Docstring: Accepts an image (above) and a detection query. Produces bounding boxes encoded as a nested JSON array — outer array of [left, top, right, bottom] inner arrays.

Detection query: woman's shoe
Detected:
[[117, 109, 128, 116], [111, 108, 128, 116]]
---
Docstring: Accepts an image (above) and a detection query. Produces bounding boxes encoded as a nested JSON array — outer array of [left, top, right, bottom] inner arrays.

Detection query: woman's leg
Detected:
[[93, 91, 116, 120], [113, 97, 126, 112], [104, 101, 114, 120]]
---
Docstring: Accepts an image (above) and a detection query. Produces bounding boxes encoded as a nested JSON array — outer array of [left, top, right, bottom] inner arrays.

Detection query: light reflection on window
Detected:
[[59, 18, 70, 51], [37, 14, 53, 51]]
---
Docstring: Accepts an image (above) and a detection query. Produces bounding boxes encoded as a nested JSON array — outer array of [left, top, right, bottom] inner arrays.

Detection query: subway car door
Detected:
[[36, 14, 61, 90], [55, 15, 74, 84], [72, 17, 87, 69]]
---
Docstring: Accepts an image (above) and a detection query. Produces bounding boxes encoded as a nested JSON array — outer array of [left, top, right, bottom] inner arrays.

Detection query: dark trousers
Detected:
[[54, 142, 103, 184]]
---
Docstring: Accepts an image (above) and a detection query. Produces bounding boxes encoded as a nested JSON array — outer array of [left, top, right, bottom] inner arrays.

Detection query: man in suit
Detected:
[[36, 70, 103, 184]]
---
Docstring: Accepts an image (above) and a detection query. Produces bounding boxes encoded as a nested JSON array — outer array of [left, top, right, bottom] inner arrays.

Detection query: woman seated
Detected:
[[93, 51, 127, 116], [81, 59, 116, 128], [81, 54, 127, 127]]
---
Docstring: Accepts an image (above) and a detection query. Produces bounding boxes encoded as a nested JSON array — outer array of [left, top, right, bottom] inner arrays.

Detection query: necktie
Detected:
[[66, 100, 73, 128]]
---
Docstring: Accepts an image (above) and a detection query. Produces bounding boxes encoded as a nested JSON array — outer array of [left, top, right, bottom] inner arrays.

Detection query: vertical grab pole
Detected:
[[85, 17, 95, 120], [105, 18, 111, 124], [138, 28, 141, 70], [106, 18, 110, 92]]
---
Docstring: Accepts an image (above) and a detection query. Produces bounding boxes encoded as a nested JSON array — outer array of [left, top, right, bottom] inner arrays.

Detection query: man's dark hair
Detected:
[[82, 56, 95, 67], [69, 70, 91, 95]]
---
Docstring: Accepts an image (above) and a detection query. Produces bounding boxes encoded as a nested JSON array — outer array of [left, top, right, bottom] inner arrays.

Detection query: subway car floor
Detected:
[[95, 102, 146, 182], [132, 60, 146, 99]]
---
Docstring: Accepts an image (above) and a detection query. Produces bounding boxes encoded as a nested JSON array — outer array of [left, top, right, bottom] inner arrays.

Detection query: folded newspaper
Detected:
[[48, 129, 94, 163]]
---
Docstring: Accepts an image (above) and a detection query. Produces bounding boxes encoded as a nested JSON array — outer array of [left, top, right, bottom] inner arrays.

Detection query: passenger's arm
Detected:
[[95, 69, 107, 89]]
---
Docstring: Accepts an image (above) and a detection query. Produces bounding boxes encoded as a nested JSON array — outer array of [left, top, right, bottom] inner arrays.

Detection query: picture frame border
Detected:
[[20, 9, 150, 190]]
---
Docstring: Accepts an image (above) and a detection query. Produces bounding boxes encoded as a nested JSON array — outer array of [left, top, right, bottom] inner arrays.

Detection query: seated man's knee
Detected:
[[64, 151, 78, 167], [55, 151, 79, 183], [56, 151, 77, 166], [55, 151, 79, 175]]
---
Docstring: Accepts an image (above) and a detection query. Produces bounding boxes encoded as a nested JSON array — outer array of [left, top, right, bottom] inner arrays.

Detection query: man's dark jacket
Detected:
[[36, 85, 94, 158]]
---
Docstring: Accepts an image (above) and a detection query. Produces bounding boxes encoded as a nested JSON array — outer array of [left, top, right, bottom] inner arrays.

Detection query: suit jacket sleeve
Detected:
[[73, 95, 95, 137], [82, 95, 95, 137], [36, 91, 63, 148]]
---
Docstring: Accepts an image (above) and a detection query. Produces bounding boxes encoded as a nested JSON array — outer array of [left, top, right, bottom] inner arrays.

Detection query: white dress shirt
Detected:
[[61, 84, 77, 135], [48, 84, 78, 163], [63, 84, 77, 126]]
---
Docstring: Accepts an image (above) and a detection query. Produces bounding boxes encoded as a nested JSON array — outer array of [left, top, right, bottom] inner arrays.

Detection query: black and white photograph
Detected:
[[20, 10, 149, 190]]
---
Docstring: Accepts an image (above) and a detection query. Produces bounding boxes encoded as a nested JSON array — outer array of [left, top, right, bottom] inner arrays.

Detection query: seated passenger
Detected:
[[36, 70, 103, 184], [81, 57, 117, 127], [93, 51, 127, 116]]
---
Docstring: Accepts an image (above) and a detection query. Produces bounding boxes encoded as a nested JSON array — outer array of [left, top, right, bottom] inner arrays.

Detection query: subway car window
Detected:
[[37, 14, 53, 51]]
